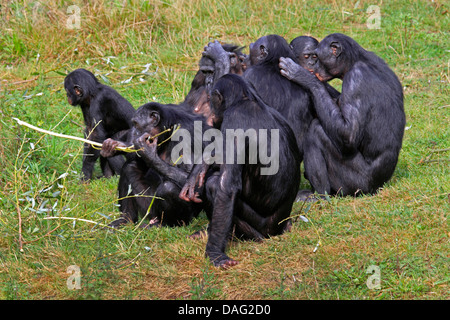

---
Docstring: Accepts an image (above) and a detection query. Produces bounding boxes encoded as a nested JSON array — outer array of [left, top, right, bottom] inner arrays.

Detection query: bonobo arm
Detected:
[[279, 57, 364, 152], [324, 82, 341, 100], [202, 41, 231, 83], [205, 163, 242, 268], [179, 162, 209, 203], [100, 138, 128, 157], [134, 134, 189, 187]]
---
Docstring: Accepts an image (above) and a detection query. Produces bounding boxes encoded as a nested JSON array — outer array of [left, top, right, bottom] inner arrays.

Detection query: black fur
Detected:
[[201, 74, 301, 268], [243, 35, 314, 159], [64, 68, 135, 181]]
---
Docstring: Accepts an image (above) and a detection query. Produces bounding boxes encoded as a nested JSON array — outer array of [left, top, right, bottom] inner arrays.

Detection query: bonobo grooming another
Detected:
[[279, 33, 405, 197], [202, 35, 313, 159], [64, 69, 135, 181], [181, 74, 301, 268], [101, 102, 208, 228]]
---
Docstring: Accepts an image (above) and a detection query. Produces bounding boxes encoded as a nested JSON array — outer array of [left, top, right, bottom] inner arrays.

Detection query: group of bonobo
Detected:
[[64, 33, 405, 268]]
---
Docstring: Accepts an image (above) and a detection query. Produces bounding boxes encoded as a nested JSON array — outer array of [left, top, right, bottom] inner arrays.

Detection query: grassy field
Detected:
[[0, 0, 448, 300]]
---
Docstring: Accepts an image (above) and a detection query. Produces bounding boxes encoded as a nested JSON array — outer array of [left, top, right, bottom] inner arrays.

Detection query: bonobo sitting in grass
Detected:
[[180, 74, 300, 269], [279, 33, 405, 197]]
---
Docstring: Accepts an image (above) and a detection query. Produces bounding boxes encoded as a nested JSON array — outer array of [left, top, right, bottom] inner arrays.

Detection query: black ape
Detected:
[[64, 68, 135, 181], [101, 102, 208, 228], [279, 33, 405, 196], [184, 74, 301, 268]]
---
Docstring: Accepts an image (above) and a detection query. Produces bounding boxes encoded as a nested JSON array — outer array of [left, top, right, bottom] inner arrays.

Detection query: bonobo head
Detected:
[[314, 33, 364, 81], [224, 44, 248, 75], [131, 103, 166, 142], [249, 34, 297, 66], [64, 69, 99, 106], [290, 36, 319, 73], [210, 74, 254, 128], [199, 43, 248, 90]]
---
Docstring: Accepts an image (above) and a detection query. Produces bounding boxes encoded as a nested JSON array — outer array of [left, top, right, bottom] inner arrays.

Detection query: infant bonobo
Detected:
[[64, 69, 135, 181]]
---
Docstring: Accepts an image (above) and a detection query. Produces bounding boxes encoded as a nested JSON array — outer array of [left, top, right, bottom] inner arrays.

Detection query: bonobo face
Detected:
[[297, 42, 318, 73], [249, 36, 268, 66], [199, 56, 215, 92], [290, 36, 319, 73], [64, 80, 83, 106], [229, 52, 248, 75], [131, 104, 161, 139], [314, 36, 348, 81]]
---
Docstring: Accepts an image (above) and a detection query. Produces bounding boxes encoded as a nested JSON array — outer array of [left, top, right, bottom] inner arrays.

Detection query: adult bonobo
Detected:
[[279, 33, 405, 197], [182, 43, 247, 122], [182, 74, 301, 268], [64, 69, 135, 181]]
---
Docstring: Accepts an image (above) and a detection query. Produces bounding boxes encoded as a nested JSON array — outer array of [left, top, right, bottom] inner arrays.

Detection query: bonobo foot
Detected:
[[188, 229, 208, 240], [207, 251, 239, 269], [108, 216, 132, 229]]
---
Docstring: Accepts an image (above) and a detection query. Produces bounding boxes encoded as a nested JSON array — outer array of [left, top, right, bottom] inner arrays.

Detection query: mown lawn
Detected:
[[0, 0, 448, 300]]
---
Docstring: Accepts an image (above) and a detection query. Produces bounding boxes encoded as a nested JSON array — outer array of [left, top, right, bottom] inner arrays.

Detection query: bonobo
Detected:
[[64, 68, 135, 181], [181, 74, 301, 268], [100, 43, 243, 228], [101, 102, 208, 228], [279, 33, 405, 196]]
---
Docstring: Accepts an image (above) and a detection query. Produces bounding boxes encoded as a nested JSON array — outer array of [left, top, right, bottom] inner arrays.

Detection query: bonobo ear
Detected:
[[330, 42, 342, 57], [259, 44, 268, 59], [149, 110, 160, 126], [74, 85, 83, 97], [211, 89, 223, 108], [229, 53, 238, 67]]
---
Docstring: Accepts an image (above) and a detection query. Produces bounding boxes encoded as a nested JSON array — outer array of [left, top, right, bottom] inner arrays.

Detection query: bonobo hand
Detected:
[[179, 165, 208, 203], [279, 57, 305, 80], [134, 133, 158, 163], [279, 57, 316, 86], [202, 40, 229, 62], [100, 138, 126, 157]]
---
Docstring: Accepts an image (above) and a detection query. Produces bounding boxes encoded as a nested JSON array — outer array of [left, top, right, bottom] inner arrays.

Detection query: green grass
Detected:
[[0, 0, 449, 300]]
